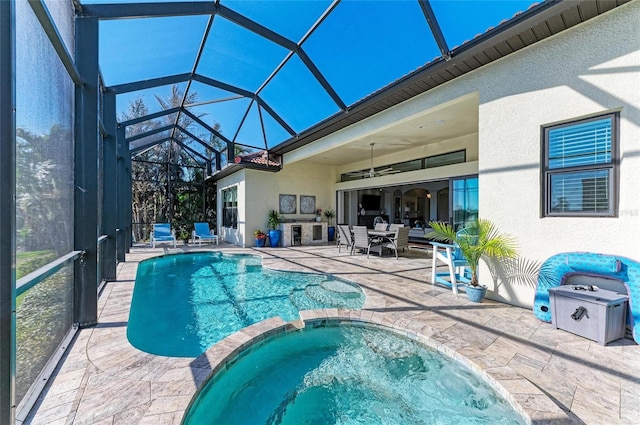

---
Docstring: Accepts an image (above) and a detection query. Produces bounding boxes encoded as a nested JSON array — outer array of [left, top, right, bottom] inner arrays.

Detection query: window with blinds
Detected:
[[542, 113, 618, 216]]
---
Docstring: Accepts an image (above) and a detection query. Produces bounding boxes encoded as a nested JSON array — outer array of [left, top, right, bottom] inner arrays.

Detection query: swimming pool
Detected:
[[182, 323, 526, 424], [127, 252, 365, 357]]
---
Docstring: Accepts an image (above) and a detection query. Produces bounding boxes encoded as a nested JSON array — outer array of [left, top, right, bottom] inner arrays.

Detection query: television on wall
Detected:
[[361, 194, 381, 210]]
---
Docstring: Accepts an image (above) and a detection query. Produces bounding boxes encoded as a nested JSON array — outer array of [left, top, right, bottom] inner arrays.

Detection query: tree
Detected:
[[16, 126, 73, 254], [124, 85, 219, 241], [429, 219, 518, 287]]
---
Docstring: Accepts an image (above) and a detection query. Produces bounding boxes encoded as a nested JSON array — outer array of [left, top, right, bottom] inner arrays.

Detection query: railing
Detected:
[[16, 250, 83, 297]]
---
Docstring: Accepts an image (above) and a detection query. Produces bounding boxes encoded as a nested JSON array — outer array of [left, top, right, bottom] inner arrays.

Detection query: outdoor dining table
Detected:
[[367, 230, 396, 256]]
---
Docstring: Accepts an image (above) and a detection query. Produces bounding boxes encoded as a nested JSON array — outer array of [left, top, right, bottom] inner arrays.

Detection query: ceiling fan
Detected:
[[346, 143, 399, 178]]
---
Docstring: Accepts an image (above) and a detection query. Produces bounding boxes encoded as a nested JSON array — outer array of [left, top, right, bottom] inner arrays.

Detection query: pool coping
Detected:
[[182, 310, 570, 425], [29, 245, 636, 424]]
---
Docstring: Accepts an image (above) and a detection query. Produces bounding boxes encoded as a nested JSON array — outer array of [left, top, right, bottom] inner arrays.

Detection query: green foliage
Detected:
[[16, 250, 58, 307], [428, 219, 518, 286], [16, 125, 74, 253], [323, 208, 335, 226], [15, 266, 73, 402], [254, 230, 267, 239], [267, 210, 283, 230], [17, 250, 57, 279], [125, 85, 218, 241]]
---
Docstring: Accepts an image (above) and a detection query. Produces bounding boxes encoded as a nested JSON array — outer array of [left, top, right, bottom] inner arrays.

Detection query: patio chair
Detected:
[[388, 223, 405, 232], [374, 222, 388, 231], [192, 222, 219, 246], [337, 224, 353, 254], [429, 229, 473, 294], [151, 223, 176, 248], [351, 225, 382, 258], [382, 226, 410, 259], [373, 216, 386, 227]]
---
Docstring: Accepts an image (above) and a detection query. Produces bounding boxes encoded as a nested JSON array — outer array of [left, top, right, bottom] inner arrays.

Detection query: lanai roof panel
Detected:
[[222, 0, 331, 42], [259, 53, 339, 134], [98, 15, 208, 86], [198, 17, 290, 93], [82, 0, 628, 159], [302, 0, 441, 106]]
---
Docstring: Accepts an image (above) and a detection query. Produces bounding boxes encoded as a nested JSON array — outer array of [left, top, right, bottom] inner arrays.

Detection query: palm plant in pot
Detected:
[[428, 219, 517, 302], [323, 208, 336, 241], [266, 209, 283, 247]]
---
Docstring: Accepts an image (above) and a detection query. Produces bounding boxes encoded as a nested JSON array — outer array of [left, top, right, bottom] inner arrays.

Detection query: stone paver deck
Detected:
[[25, 243, 640, 424]]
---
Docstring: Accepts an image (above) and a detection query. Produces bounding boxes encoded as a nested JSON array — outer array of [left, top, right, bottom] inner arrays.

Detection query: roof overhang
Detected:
[[270, 0, 631, 155]]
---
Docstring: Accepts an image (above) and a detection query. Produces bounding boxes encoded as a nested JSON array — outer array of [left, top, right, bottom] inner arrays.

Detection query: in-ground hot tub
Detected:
[[182, 322, 526, 424]]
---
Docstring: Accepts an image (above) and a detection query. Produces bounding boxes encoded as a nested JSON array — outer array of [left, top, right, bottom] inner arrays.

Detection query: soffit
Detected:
[[272, 0, 631, 157]]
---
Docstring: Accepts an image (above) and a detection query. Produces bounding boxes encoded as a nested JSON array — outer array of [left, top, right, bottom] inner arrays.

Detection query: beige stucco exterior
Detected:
[[219, 162, 339, 247], [219, 1, 640, 308], [476, 1, 640, 307]]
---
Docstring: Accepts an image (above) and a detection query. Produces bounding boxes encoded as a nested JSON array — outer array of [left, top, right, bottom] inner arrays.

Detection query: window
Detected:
[[542, 113, 618, 216], [340, 149, 466, 182], [222, 186, 238, 229], [426, 150, 465, 168]]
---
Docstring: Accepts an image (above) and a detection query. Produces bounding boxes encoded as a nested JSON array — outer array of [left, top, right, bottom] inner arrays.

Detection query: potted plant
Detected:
[[315, 208, 323, 222], [428, 219, 517, 302], [254, 230, 267, 247], [267, 209, 283, 247], [323, 208, 336, 241], [177, 225, 190, 245]]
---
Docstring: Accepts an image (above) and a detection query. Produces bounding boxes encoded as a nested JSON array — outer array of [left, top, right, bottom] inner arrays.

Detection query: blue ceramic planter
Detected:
[[268, 230, 281, 247], [465, 285, 487, 303]]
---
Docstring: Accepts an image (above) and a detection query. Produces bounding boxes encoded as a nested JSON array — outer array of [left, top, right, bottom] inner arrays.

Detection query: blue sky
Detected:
[[94, 0, 536, 150]]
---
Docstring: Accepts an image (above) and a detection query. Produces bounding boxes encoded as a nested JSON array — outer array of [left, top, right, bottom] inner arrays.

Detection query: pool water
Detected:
[[127, 252, 365, 357], [182, 324, 525, 425]]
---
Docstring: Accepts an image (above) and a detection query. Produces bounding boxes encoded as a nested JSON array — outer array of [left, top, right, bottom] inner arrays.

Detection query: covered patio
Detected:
[[3, 0, 639, 424], [26, 244, 640, 425]]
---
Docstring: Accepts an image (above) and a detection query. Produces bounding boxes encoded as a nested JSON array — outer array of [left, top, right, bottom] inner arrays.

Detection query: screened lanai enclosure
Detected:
[[0, 0, 629, 423]]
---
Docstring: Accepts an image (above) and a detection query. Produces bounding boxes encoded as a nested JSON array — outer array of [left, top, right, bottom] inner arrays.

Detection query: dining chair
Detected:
[[337, 224, 354, 254], [374, 222, 388, 231], [352, 226, 381, 258], [382, 226, 410, 259]]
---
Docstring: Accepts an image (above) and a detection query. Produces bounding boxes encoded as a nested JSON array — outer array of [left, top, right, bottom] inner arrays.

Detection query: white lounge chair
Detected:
[[151, 223, 176, 248], [192, 222, 219, 246]]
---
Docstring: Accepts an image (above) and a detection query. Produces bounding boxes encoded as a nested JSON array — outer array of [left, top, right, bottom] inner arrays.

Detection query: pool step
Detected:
[[289, 282, 364, 311]]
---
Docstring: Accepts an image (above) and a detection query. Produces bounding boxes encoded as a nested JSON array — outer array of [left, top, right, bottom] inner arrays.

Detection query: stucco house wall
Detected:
[[296, 1, 639, 308], [219, 162, 337, 247], [475, 1, 640, 307], [217, 170, 246, 247], [219, 2, 639, 309]]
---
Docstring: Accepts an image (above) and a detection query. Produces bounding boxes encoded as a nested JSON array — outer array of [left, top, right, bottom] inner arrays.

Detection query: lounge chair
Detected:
[[192, 222, 219, 246], [337, 224, 353, 254], [151, 223, 176, 248], [381, 226, 410, 259]]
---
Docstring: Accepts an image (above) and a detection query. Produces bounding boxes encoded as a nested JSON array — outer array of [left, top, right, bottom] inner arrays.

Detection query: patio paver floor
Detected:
[[24, 243, 640, 424]]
